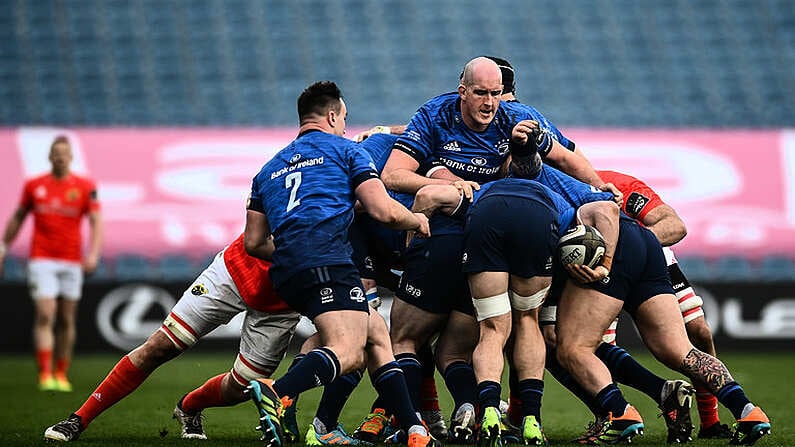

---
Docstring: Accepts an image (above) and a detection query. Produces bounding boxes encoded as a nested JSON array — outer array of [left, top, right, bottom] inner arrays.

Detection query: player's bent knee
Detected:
[[231, 354, 276, 387], [509, 286, 549, 311], [159, 313, 199, 350], [473, 292, 511, 322]]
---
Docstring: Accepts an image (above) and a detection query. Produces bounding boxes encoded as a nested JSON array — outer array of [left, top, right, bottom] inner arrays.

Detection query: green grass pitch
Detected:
[[1, 351, 792, 446]]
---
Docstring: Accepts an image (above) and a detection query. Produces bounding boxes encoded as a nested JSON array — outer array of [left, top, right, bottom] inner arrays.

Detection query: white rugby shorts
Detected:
[[28, 259, 83, 301], [165, 251, 300, 374]]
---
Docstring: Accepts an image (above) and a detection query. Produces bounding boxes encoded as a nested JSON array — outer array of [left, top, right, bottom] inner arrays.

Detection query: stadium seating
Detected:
[[113, 254, 157, 282], [2, 0, 793, 282], [677, 255, 714, 283], [157, 254, 201, 283], [1, 256, 26, 284], [2, 0, 793, 127], [712, 256, 757, 282], [758, 255, 795, 282]]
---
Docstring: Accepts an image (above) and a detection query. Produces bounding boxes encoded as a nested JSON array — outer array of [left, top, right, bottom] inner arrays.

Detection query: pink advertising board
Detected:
[[1, 127, 793, 260]]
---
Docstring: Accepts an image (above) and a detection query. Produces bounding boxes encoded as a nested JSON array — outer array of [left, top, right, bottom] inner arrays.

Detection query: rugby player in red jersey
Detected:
[[43, 234, 300, 442], [1, 135, 102, 392]]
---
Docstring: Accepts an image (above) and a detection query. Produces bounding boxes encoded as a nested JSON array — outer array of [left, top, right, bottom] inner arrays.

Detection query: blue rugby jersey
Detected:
[[248, 130, 379, 286]]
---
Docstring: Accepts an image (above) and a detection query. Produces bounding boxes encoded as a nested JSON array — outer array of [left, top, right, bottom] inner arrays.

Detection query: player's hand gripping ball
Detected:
[[558, 225, 606, 269]]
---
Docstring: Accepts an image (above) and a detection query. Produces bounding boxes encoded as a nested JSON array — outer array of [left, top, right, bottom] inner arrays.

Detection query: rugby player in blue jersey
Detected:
[[242, 81, 437, 447], [411, 176, 618, 446], [375, 56, 619, 443], [551, 214, 772, 445]]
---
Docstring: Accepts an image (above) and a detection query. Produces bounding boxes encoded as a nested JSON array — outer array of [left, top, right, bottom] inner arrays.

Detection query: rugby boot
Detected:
[[730, 406, 771, 446], [478, 406, 502, 447], [352, 408, 389, 443], [659, 379, 695, 443], [594, 405, 644, 444], [520, 415, 547, 446], [173, 395, 207, 439], [246, 379, 284, 447], [44, 414, 83, 442], [697, 422, 732, 439], [448, 402, 477, 444]]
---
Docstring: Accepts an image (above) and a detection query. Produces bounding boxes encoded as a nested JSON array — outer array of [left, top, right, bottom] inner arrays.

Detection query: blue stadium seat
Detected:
[[2, 255, 26, 283], [712, 256, 756, 282], [157, 255, 199, 283], [758, 255, 795, 282], [114, 254, 156, 282], [677, 256, 713, 283], [2, 1, 794, 127]]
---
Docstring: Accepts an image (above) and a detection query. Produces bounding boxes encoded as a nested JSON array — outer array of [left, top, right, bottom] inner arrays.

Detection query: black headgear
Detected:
[[485, 56, 515, 94]]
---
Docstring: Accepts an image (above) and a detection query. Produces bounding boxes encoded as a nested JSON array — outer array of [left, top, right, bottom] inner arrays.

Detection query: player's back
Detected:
[[250, 130, 378, 285]]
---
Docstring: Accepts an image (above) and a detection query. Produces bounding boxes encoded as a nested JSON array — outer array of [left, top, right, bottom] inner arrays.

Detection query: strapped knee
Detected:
[[472, 292, 511, 322], [159, 313, 197, 350], [509, 286, 549, 311]]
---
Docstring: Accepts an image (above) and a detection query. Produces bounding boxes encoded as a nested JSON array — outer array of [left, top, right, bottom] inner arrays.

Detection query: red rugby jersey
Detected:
[[20, 173, 99, 262], [223, 234, 291, 313]]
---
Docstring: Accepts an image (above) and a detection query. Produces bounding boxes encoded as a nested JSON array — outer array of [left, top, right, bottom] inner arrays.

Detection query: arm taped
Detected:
[[509, 286, 549, 311], [472, 292, 511, 322]]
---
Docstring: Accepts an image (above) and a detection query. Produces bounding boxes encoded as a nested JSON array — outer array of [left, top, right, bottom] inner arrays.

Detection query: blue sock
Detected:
[[315, 369, 363, 430], [273, 347, 340, 397], [443, 361, 478, 410], [285, 353, 305, 402], [395, 352, 423, 409], [517, 379, 544, 420], [477, 380, 502, 409], [546, 347, 604, 416], [595, 383, 629, 417], [716, 381, 751, 420], [371, 361, 422, 429], [596, 343, 665, 403]]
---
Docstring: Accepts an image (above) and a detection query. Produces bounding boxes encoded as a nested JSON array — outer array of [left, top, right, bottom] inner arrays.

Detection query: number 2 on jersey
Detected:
[[285, 172, 302, 211]]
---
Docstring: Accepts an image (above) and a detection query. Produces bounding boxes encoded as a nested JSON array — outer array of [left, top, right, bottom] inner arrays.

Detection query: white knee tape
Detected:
[[231, 353, 273, 386], [601, 318, 619, 345], [509, 286, 549, 311], [539, 306, 557, 324], [159, 313, 198, 350], [677, 289, 705, 323], [473, 292, 511, 322]]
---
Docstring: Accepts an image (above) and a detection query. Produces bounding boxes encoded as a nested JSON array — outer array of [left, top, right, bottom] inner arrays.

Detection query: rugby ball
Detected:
[[558, 225, 606, 269]]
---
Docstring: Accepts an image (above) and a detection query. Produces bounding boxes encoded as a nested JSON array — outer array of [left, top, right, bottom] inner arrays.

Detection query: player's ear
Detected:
[[458, 84, 466, 97]]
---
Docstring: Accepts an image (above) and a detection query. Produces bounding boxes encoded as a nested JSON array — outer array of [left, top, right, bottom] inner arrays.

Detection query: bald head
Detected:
[[458, 57, 504, 131], [460, 57, 503, 88]]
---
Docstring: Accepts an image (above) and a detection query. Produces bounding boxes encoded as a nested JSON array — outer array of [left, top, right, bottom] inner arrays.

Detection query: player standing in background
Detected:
[[596, 169, 733, 439], [42, 234, 301, 442], [1, 135, 102, 392], [243, 81, 435, 447]]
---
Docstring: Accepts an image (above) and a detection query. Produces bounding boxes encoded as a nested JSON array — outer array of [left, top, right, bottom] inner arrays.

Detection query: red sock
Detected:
[[695, 385, 720, 428], [37, 349, 53, 377], [181, 373, 231, 414], [508, 393, 522, 427], [55, 358, 70, 378], [75, 356, 151, 427], [420, 375, 440, 411]]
